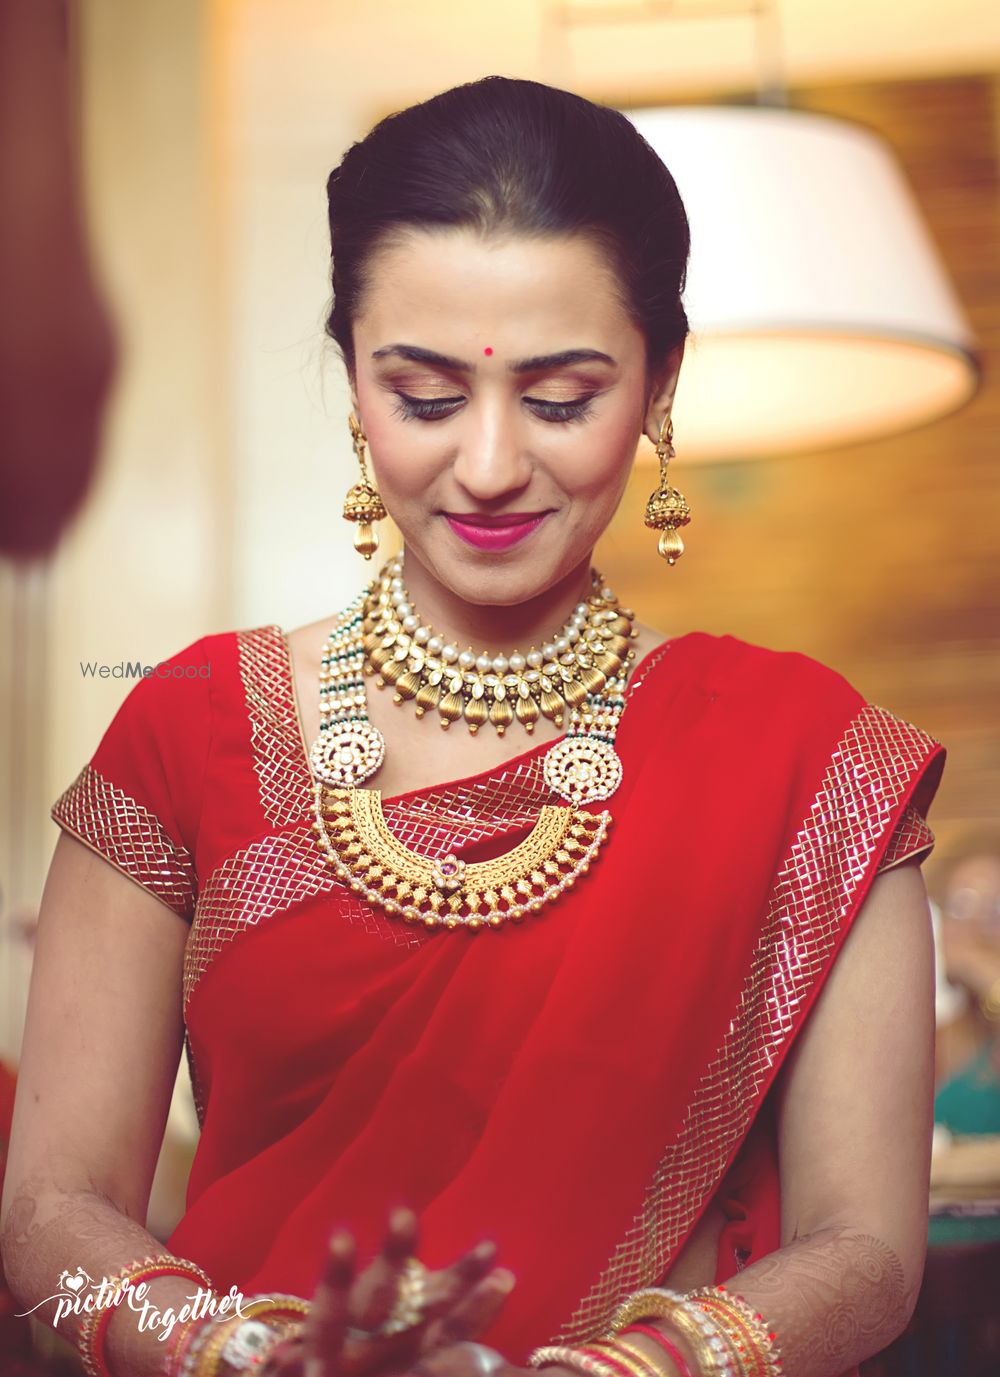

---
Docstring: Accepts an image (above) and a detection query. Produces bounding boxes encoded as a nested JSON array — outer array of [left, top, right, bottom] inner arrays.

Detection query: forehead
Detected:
[[356, 227, 633, 344]]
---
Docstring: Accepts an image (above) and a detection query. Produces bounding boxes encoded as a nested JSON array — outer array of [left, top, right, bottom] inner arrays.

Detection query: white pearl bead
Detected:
[[567, 626, 580, 643], [414, 626, 430, 644], [542, 643, 557, 661], [492, 655, 508, 674], [575, 603, 588, 617], [572, 612, 587, 628], [458, 650, 475, 669], [390, 576, 404, 591], [526, 650, 543, 668], [402, 615, 418, 632], [509, 653, 525, 673], [475, 654, 491, 674], [555, 636, 569, 653], [427, 635, 443, 654], [442, 643, 458, 663]]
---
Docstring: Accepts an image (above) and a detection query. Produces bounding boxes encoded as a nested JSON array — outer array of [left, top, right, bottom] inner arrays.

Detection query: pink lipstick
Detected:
[[443, 511, 550, 552]]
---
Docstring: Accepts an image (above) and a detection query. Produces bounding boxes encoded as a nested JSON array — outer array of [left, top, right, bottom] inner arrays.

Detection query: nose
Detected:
[[450, 404, 533, 502]]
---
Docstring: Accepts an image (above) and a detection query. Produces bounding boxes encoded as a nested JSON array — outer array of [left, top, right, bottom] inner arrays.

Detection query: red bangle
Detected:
[[84, 1261, 216, 1377], [577, 1344, 644, 1377], [618, 1323, 694, 1377]]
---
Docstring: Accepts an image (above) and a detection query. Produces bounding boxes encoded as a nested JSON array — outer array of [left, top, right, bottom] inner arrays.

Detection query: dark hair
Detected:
[[324, 75, 690, 383]]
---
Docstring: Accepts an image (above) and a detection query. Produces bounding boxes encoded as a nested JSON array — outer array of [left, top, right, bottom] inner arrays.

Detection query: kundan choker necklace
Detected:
[[308, 565, 637, 930], [362, 555, 636, 735]]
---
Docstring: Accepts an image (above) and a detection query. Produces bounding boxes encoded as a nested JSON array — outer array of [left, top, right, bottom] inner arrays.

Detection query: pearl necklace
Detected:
[[362, 555, 636, 735], [308, 574, 635, 930]]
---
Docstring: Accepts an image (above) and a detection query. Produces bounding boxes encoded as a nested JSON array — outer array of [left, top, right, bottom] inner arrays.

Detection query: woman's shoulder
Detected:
[[643, 626, 865, 715]]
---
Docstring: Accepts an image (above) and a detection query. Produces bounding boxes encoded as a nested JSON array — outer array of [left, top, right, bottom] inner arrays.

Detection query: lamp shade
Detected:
[[623, 105, 979, 459]]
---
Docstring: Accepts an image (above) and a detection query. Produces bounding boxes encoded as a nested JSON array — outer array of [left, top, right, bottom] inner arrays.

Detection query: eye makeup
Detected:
[[389, 391, 599, 424]]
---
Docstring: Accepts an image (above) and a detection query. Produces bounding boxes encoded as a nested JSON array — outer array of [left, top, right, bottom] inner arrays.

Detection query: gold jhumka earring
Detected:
[[342, 413, 387, 560], [643, 413, 690, 565]]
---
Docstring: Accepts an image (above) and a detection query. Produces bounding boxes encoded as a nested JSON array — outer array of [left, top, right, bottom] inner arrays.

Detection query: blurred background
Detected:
[[1, 1, 998, 1372]]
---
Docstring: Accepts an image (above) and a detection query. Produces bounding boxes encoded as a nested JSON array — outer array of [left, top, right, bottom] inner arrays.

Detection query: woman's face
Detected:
[[348, 226, 681, 608]]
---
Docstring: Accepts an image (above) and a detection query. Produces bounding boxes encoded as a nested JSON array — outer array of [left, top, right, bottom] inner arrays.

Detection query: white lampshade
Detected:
[[623, 105, 979, 459]]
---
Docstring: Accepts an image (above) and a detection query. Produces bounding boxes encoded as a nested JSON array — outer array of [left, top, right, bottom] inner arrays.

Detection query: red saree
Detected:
[[51, 623, 945, 1374]]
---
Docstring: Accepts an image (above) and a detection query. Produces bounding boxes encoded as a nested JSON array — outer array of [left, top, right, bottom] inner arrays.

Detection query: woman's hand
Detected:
[[257, 1207, 516, 1377]]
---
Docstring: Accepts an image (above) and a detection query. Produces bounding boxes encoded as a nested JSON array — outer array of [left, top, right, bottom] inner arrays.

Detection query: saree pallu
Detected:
[[51, 624, 945, 1372]]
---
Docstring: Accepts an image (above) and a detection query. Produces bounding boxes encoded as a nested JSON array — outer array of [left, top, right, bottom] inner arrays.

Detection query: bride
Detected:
[[2, 75, 945, 1377]]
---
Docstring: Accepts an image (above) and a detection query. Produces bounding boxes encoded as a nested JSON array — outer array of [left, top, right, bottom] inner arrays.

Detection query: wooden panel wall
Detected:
[[598, 73, 1000, 848]]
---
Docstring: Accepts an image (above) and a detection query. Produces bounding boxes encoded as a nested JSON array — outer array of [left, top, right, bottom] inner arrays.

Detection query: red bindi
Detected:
[[483, 346, 493, 355]]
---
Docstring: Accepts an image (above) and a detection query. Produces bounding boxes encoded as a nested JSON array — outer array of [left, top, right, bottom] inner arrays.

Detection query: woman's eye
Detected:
[[391, 391, 597, 424], [391, 392, 465, 421], [526, 396, 596, 424]]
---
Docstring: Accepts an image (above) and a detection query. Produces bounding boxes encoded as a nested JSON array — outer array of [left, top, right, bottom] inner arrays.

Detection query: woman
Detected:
[[1, 76, 946, 1377]]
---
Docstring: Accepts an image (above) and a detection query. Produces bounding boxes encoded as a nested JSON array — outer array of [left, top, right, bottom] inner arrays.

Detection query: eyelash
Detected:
[[390, 392, 597, 425]]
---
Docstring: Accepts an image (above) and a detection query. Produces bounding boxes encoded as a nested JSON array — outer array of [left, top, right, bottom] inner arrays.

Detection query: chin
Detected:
[[438, 551, 586, 608]]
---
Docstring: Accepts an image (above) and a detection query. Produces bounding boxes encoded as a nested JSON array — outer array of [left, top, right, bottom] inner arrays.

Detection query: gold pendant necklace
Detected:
[[309, 570, 634, 931], [312, 788, 610, 930]]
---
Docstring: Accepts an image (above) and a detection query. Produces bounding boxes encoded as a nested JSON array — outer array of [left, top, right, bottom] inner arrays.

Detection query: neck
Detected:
[[392, 548, 600, 655]]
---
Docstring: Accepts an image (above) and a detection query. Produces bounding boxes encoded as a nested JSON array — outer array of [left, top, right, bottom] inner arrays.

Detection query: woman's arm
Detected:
[[395, 861, 938, 1377], [628, 858, 936, 1377], [0, 830, 203, 1376]]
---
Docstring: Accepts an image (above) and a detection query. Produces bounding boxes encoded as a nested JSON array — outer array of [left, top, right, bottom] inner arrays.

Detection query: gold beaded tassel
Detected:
[[644, 414, 690, 565], [343, 413, 388, 560]]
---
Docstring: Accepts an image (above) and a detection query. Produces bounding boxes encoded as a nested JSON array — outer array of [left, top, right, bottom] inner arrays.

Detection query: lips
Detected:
[[443, 511, 551, 552]]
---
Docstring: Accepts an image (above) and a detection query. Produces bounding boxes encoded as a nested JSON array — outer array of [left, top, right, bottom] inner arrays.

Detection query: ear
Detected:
[[642, 341, 685, 445]]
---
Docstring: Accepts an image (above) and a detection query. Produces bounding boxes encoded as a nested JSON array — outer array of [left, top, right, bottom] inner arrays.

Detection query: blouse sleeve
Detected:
[[50, 637, 213, 922], [875, 800, 937, 874]]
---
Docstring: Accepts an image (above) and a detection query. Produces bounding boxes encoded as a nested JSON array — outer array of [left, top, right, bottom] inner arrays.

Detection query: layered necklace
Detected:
[[308, 560, 638, 931]]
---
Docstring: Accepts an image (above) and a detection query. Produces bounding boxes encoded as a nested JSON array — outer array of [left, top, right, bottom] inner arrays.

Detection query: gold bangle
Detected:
[[237, 1295, 311, 1323], [195, 1313, 289, 1376], [592, 1332, 669, 1377], [687, 1302, 758, 1377], [688, 1288, 783, 1377], [79, 1252, 216, 1377], [606, 1289, 689, 1336], [658, 1303, 732, 1377], [610, 1334, 676, 1377], [529, 1344, 621, 1377]]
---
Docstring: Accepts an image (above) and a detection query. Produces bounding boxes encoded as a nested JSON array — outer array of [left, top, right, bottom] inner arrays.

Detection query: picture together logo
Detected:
[[16, 1266, 265, 1342]]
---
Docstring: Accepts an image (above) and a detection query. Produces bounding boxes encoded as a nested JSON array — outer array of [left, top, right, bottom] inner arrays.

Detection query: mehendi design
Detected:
[[1, 1172, 166, 1346], [720, 1226, 912, 1376]]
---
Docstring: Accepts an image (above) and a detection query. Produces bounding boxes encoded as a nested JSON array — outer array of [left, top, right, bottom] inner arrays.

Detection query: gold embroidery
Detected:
[[876, 801, 935, 874], [549, 702, 944, 1346], [50, 764, 195, 919], [183, 828, 429, 1013], [237, 625, 313, 826]]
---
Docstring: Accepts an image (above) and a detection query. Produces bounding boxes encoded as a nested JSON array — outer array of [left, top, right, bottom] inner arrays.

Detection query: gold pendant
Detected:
[[312, 784, 611, 930]]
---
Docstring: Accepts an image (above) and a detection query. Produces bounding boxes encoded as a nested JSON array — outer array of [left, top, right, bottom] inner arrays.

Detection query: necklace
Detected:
[[309, 570, 636, 930], [362, 555, 636, 735]]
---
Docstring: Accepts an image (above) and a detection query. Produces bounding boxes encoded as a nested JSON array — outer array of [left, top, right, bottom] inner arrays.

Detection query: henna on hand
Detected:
[[715, 1225, 916, 1377]]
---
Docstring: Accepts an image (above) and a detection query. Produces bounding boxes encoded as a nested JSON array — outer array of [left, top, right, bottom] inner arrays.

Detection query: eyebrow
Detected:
[[370, 343, 616, 373]]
